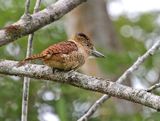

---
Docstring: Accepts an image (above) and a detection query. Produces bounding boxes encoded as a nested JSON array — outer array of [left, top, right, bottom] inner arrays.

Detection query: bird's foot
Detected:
[[52, 68, 60, 73]]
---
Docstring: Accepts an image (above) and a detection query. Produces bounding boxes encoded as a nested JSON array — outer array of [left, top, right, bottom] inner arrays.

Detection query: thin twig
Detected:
[[21, 0, 31, 120], [34, 0, 41, 12], [24, 0, 30, 14], [78, 40, 160, 121], [147, 83, 160, 92], [21, 0, 41, 121], [21, 35, 33, 121]]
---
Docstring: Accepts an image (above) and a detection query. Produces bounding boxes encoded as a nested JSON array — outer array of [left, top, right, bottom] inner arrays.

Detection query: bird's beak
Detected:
[[91, 48, 105, 58]]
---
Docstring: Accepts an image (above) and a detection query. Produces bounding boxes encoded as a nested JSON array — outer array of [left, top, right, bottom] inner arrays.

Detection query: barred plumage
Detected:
[[17, 53, 47, 67], [42, 41, 78, 55], [17, 33, 104, 70]]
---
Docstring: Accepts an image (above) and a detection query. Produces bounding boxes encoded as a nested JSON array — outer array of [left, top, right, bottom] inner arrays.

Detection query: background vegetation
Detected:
[[0, 0, 160, 121]]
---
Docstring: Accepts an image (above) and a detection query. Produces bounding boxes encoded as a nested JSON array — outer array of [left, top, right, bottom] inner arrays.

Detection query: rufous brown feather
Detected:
[[17, 32, 104, 71]]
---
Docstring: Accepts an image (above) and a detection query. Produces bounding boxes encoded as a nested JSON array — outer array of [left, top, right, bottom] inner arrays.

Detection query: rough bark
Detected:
[[0, 60, 160, 111], [0, 0, 86, 46]]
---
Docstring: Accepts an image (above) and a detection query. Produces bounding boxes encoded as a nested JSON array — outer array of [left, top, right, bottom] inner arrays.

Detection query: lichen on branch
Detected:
[[0, 60, 160, 111], [0, 0, 87, 46]]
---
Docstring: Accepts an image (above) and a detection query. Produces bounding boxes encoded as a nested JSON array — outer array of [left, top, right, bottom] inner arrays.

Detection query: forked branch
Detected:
[[0, 0, 86, 46]]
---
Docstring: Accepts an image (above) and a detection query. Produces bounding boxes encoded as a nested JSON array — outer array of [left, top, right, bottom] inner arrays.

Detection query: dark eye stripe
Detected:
[[77, 32, 89, 40]]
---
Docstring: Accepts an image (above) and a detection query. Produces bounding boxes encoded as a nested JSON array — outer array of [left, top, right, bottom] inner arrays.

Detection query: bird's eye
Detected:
[[77, 33, 89, 40]]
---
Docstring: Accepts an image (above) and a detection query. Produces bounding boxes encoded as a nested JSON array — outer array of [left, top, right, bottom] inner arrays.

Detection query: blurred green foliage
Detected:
[[0, 0, 160, 121]]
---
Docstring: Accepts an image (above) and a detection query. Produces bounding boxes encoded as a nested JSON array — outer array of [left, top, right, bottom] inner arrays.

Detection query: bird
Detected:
[[17, 32, 104, 71]]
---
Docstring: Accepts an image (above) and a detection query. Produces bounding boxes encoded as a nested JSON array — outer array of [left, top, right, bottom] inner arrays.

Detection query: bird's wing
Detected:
[[17, 41, 78, 67], [42, 41, 78, 56]]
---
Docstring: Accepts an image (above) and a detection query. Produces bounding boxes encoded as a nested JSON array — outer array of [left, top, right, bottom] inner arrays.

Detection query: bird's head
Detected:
[[72, 32, 104, 58]]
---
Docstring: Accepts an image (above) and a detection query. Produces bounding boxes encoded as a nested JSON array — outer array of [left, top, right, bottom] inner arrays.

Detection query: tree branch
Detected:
[[147, 83, 160, 92], [0, 60, 160, 111], [21, 0, 32, 120], [0, 0, 86, 46], [24, 0, 30, 14], [78, 39, 160, 121], [21, 0, 41, 121]]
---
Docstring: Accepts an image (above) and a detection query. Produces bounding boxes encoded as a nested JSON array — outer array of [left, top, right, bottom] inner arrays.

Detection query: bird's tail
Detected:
[[17, 53, 46, 67]]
